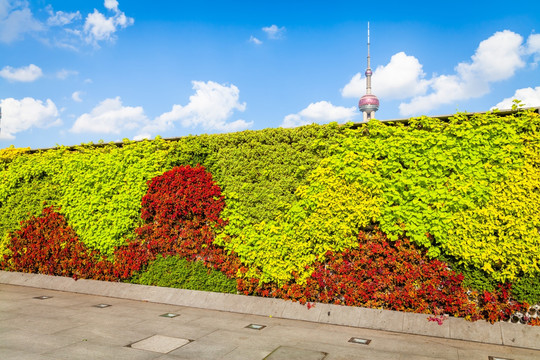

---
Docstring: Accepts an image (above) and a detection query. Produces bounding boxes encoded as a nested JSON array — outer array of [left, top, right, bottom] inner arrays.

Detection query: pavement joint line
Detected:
[[1, 270, 539, 351]]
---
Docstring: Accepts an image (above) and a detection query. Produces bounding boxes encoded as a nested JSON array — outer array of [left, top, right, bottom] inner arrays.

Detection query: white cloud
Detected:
[[527, 33, 540, 65], [281, 101, 357, 128], [492, 86, 540, 110], [56, 69, 78, 79], [456, 30, 525, 82], [72, 91, 83, 102], [140, 81, 252, 136], [133, 133, 150, 141], [83, 1, 134, 45], [0, 0, 43, 43], [262, 24, 286, 39], [71, 97, 147, 134], [0, 1, 133, 49], [342, 52, 430, 100], [46, 7, 81, 26], [399, 30, 526, 116], [0, 64, 42, 82], [104, 0, 119, 11], [0, 97, 61, 139], [249, 35, 262, 45]]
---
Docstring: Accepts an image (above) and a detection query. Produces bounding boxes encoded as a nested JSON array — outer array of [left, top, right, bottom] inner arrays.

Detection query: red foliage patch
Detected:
[[2, 207, 115, 280], [111, 165, 241, 279], [238, 229, 528, 323]]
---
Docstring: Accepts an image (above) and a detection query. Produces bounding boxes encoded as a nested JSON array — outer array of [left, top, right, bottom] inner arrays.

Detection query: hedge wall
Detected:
[[1, 108, 540, 310]]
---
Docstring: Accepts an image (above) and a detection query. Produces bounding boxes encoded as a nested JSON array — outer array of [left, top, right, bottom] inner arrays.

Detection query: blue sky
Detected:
[[1, 0, 540, 149]]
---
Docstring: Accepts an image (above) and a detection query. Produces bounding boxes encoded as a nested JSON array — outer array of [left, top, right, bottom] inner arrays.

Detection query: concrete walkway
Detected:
[[1, 283, 539, 360]]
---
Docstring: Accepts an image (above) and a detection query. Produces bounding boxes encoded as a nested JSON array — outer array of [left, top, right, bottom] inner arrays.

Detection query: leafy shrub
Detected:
[[264, 109, 539, 283], [511, 274, 540, 305], [237, 229, 528, 323], [478, 283, 529, 323], [0, 140, 172, 256], [130, 255, 236, 293], [0, 179, 60, 257], [238, 230, 476, 316], [1, 207, 115, 280], [55, 140, 172, 255], [202, 124, 348, 226], [217, 163, 382, 285], [111, 165, 231, 280], [0, 145, 30, 169]]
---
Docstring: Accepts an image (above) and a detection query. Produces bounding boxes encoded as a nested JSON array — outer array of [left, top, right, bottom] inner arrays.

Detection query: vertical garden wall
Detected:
[[1, 108, 539, 324]]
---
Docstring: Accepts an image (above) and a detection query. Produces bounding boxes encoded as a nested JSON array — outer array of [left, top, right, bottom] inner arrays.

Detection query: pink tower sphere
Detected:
[[358, 94, 379, 110]]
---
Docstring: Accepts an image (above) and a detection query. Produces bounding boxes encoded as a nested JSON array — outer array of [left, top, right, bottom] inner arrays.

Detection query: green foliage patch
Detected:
[[129, 255, 237, 293]]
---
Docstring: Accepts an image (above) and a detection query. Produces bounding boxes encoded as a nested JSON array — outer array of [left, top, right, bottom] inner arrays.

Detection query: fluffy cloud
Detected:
[[104, 0, 119, 11], [493, 86, 540, 110], [141, 81, 252, 135], [71, 91, 83, 102], [281, 101, 357, 128], [0, 64, 42, 82], [0, 97, 61, 139], [527, 33, 540, 65], [0, 0, 43, 43], [0, 1, 133, 48], [399, 30, 527, 116], [249, 35, 262, 45], [46, 7, 81, 26], [83, 0, 134, 45], [71, 97, 147, 134], [342, 52, 430, 100], [262, 24, 286, 39]]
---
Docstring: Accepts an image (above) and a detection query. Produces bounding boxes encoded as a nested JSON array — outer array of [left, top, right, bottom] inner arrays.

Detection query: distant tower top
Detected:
[[358, 22, 379, 121]]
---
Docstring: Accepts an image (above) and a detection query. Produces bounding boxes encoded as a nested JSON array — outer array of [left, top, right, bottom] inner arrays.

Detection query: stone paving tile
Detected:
[[42, 341, 160, 360], [66, 307, 148, 328], [51, 322, 152, 347], [183, 313, 254, 330], [264, 346, 327, 360], [7, 314, 86, 335], [457, 346, 540, 360], [0, 348, 56, 360], [0, 330, 81, 354], [167, 340, 238, 359], [220, 346, 274, 360], [130, 334, 191, 354], [130, 318, 218, 340], [191, 328, 281, 352]]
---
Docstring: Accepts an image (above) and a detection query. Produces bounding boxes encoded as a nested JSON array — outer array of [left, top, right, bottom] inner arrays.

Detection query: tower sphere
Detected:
[[359, 94, 379, 112]]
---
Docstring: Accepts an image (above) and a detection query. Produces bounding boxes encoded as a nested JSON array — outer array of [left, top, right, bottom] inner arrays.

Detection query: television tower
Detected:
[[358, 22, 379, 121]]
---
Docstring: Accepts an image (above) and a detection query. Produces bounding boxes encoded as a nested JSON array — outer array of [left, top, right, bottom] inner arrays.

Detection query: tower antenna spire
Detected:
[[366, 22, 371, 95], [358, 22, 379, 121]]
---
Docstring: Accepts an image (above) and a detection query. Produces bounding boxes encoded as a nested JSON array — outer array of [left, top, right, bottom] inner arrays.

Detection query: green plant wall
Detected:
[[1, 109, 539, 288]]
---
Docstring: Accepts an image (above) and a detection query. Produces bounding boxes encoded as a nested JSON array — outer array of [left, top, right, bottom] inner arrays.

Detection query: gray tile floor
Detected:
[[0, 284, 538, 360]]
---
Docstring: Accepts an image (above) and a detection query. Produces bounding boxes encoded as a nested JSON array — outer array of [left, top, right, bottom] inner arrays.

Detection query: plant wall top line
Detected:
[[24, 106, 540, 154]]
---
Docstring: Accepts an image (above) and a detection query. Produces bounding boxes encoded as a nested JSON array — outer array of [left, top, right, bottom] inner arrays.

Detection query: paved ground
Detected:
[[1, 284, 539, 360]]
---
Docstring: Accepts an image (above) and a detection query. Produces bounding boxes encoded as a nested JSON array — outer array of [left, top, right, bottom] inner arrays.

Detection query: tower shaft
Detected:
[[358, 22, 379, 121]]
